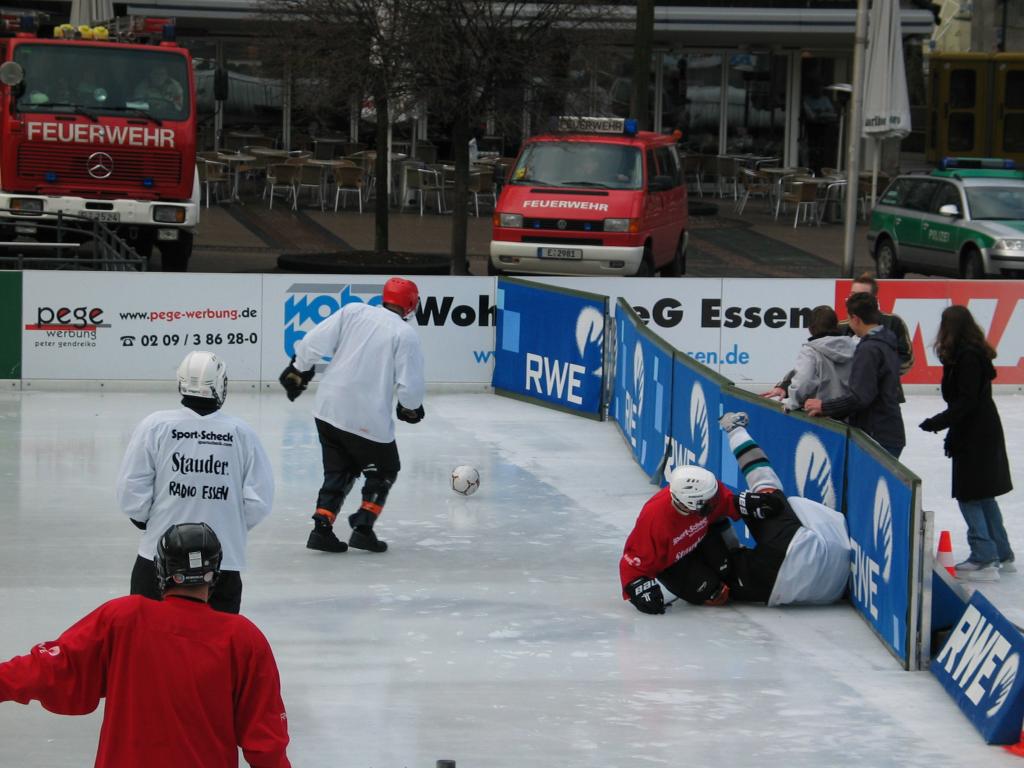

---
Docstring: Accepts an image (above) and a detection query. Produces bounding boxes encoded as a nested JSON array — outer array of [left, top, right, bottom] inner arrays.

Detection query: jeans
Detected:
[[957, 497, 1014, 565]]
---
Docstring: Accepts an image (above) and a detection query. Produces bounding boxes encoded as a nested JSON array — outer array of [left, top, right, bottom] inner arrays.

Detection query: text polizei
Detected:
[[26, 121, 176, 148]]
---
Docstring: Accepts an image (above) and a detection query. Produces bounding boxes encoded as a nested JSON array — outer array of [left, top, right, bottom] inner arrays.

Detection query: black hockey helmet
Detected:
[[155, 522, 223, 592]]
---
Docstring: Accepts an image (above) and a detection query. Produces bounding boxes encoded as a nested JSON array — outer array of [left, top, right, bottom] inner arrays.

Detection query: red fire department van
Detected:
[[490, 116, 688, 276], [0, 16, 198, 270]]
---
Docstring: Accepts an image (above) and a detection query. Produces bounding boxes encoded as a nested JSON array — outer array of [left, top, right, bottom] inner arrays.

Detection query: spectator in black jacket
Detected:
[[804, 293, 906, 458], [920, 305, 1014, 582], [842, 272, 914, 401]]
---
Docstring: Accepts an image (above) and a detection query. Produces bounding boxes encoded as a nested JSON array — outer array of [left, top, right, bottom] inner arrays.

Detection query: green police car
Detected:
[[867, 157, 1024, 278]]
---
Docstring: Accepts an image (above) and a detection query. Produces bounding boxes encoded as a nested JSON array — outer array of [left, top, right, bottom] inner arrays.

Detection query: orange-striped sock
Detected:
[[314, 508, 337, 525]]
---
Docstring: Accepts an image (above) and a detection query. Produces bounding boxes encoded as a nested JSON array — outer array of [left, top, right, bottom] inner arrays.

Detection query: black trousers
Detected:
[[130, 555, 243, 614], [726, 507, 803, 604], [315, 418, 400, 526], [657, 524, 734, 606]]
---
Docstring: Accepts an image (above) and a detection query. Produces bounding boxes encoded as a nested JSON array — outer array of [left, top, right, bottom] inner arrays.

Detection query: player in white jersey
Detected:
[[116, 351, 275, 614], [279, 277, 426, 554], [710, 411, 851, 606]]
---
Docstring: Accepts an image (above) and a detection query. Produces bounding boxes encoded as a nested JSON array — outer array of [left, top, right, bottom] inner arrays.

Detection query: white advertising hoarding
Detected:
[[716, 279, 836, 383], [539, 278, 833, 383], [259, 275, 496, 384], [21, 272, 263, 380]]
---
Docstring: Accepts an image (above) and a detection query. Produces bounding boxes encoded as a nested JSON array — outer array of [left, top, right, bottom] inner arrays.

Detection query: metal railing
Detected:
[[0, 209, 147, 271]]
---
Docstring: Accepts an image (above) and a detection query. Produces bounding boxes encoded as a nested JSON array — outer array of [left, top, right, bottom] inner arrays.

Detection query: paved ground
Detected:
[[188, 186, 878, 278]]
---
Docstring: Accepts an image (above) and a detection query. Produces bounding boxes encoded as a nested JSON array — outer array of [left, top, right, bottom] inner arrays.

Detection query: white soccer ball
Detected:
[[451, 465, 480, 496]]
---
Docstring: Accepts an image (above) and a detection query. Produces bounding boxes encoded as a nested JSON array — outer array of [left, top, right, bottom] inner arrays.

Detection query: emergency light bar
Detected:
[[940, 157, 1016, 170], [556, 116, 639, 136]]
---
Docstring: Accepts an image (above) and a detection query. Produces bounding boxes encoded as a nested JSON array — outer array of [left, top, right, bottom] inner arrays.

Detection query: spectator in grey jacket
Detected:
[[805, 293, 906, 459], [784, 305, 859, 411]]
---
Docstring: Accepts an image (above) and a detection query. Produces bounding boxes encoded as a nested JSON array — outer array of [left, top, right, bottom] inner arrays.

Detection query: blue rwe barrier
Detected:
[[664, 350, 732, 486], [932, 591, 1024, 744], [845, 431, 923, 668], [611, 300, 674, 479], [492, 277, 607, 419]]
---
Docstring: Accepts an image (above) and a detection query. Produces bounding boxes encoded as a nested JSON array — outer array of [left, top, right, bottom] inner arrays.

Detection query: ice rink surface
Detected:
[[1, 386, 1022, 767]]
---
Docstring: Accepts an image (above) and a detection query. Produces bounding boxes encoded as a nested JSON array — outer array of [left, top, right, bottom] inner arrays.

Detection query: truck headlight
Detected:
[[153, 205, 186, 224], [498, 213, 523, 228], [10, 197, 43, 215], [995, 238, 1024, 251], [603, 218, 637, 232]]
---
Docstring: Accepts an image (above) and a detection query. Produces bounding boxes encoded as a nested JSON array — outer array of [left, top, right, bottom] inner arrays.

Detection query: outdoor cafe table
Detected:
[[308, 158, 357, 201], [215, 152, 257, 202], [759, 167, 806, 215]]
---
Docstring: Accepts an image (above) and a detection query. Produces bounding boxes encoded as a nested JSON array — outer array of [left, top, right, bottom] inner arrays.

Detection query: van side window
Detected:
[[903, 180, 939, 212], [930, 183, 961, 214], [654, 146, 680, 187], [646, 150, 657, 186]]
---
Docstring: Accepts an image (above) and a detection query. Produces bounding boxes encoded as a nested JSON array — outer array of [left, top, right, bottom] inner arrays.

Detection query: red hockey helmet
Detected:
[[382, 277, 419, 318]]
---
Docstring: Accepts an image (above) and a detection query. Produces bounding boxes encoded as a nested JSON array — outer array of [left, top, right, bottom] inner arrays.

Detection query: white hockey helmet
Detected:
[[177, 351, 227, 406], [668, 465, 719, 516]]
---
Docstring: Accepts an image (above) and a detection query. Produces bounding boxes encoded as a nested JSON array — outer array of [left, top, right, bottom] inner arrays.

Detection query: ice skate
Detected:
[[349, 525, 388, 553], [956, 559, 1000, 582], [719, 411, 749, 433]]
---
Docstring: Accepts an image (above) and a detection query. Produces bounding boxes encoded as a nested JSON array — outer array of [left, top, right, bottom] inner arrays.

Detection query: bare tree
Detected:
[[262, 0, 615, 271], [262, 0, 426, 254], [412, 1, 617, 274]]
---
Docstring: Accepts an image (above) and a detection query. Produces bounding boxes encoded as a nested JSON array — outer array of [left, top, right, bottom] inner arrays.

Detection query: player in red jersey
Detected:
[[0, 523, 291, 768]]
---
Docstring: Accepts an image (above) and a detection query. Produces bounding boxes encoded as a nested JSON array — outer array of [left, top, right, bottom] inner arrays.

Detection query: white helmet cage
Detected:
[[668, 465, 719, 515], [177, 351, 228, 406]]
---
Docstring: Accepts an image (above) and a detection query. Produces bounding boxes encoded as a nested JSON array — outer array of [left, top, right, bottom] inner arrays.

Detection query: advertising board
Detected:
[[21, 272, 262, 381]]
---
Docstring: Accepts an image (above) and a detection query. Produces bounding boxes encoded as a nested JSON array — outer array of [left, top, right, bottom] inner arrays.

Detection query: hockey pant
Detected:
[[315, 418, 400, 529], [723, 424, 803, 603], [657, 522, 734, 605], [130, 555, 243, 614]]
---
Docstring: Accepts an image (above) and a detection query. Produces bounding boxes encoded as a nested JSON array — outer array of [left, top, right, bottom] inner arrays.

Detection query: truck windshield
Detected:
[[510, 141, 642, 190], [965, 185, 1024, 221], [14, 43, 190, 121]]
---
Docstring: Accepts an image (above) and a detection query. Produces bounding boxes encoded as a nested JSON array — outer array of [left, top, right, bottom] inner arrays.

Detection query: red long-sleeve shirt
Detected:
[[620, 484, 738, 596], [0, 595, 290, 768]]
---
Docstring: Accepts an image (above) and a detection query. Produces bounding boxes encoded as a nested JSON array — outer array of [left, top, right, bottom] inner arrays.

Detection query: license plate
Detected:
[[538, 247, 582, 260], [80, 211, 120, 223]]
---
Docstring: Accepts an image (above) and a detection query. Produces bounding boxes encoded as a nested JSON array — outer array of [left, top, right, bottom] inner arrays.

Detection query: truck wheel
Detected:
[[961, 247, 984, 279], [486, 257, 502, 276], [659, 235, 686, 277], [874, 237, 904, 279], [634, 245, 653, 276], [159, 232, 193, 272]]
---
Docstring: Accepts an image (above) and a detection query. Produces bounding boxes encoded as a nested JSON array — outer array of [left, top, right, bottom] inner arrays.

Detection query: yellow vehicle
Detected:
[[925, 53, 1024, 165]]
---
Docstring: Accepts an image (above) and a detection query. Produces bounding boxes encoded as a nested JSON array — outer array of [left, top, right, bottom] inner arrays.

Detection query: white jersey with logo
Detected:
[[294, 302, 425, 444], [116, 408, 275, 571], [768, 497, 851, 607]]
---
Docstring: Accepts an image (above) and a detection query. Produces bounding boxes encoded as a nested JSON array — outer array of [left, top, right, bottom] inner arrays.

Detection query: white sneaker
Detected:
[[956, 559, 1001, 582], [1000, 557, 1017, 574]]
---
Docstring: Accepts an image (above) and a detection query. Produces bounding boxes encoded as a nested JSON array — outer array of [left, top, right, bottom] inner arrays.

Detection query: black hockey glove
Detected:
[[734, 489, 787, 520], [626, 577, 665, 615], [396, 402, 425, 424], [279, 357, 315, 402]]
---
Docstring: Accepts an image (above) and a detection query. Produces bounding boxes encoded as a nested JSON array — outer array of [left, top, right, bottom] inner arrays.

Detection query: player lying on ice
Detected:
[[620, 411, 851, 614]]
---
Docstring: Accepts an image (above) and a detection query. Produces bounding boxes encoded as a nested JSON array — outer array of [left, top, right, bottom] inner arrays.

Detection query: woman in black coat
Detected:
[[920, 305, 1014, 581]]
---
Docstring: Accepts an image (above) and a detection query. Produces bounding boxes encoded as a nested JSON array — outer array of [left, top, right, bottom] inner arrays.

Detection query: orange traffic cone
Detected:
[[937, 530, 957, 578]]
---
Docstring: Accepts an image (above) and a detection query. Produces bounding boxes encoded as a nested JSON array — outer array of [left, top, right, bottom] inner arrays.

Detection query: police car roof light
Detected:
[[940, 156, 1016, 171], [19, 14, 35, 33], [623, 118, 638, 137]]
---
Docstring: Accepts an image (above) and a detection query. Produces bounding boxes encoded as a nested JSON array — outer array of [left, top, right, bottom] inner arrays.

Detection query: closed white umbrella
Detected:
[[861, 0, 911, 205], [69, 0, 115, 27]]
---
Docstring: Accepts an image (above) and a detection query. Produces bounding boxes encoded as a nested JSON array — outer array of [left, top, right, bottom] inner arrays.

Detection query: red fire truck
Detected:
[[0, 16, 198, 270]]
